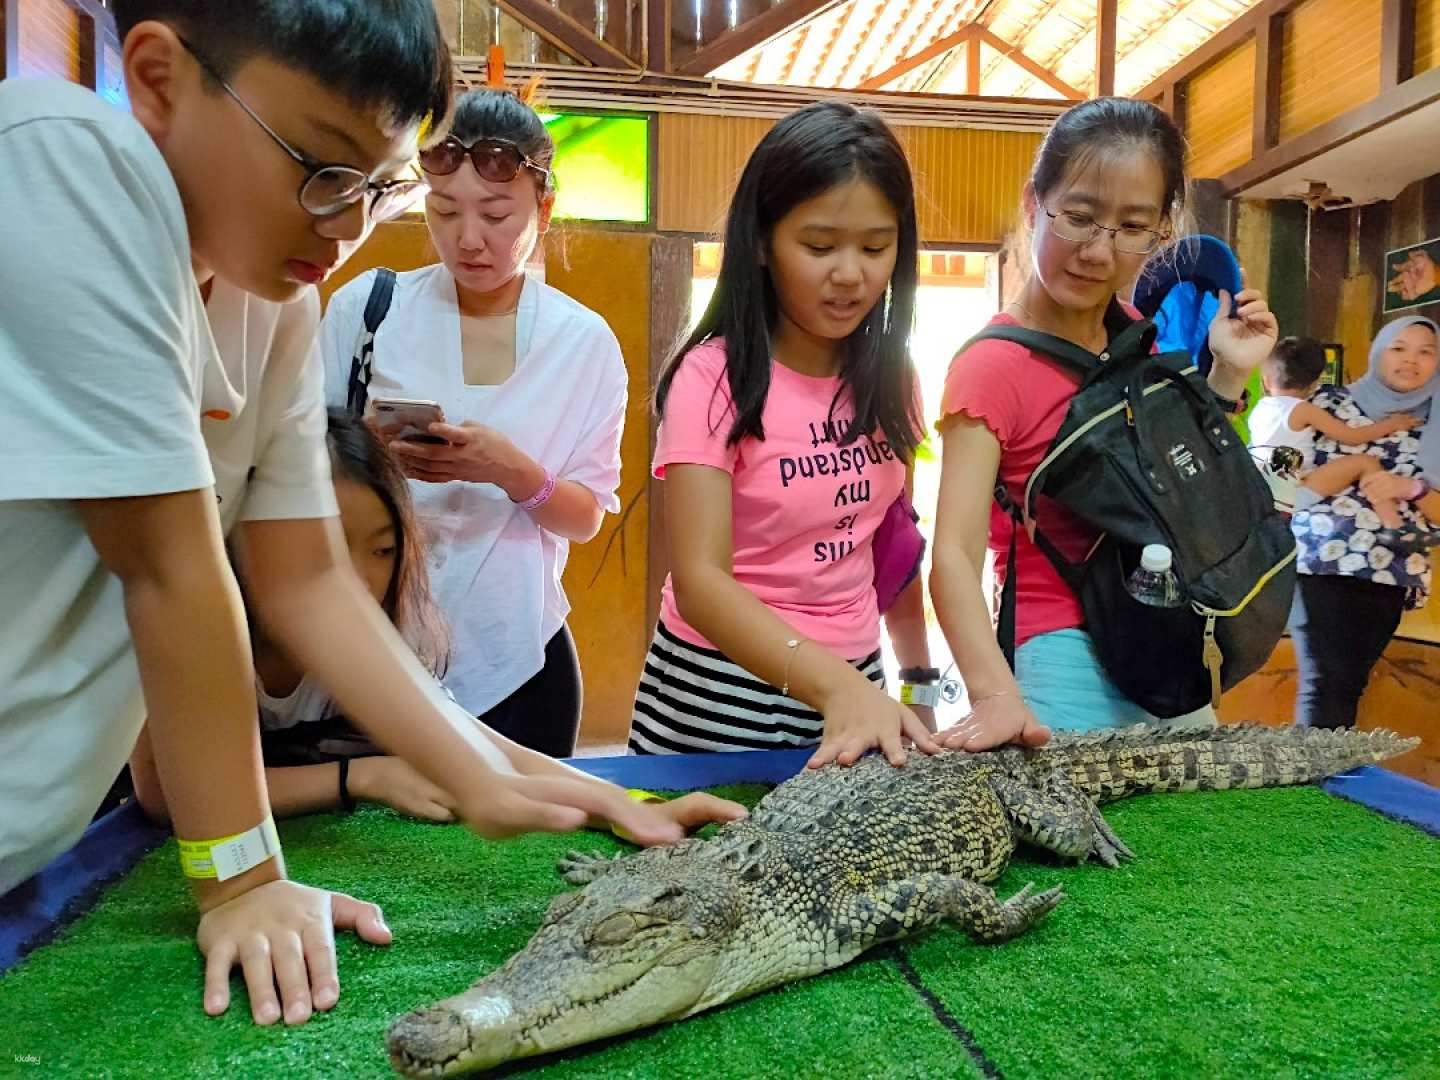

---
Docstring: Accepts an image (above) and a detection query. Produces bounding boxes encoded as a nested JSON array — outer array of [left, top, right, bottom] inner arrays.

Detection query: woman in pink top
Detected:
[[630, 103, 940, 768], [930, 98, 1278, 752]]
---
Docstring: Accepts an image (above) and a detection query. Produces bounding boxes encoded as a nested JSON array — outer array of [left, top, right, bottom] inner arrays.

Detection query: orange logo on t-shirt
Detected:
[[204, 409, 232, 421]]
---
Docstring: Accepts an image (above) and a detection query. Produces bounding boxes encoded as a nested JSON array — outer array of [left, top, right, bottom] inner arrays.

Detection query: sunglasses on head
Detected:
[[419, 137, 550, 184]]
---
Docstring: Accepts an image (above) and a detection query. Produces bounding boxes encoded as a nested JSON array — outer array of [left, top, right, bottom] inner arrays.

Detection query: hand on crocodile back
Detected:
[[807, 677, 940, 770], [936, 690, 1051, 753], [387, 725, 1417, 1078]]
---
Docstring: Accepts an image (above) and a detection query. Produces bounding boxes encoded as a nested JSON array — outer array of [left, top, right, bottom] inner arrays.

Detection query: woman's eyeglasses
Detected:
[[419, 137, 550, 185], [1043, 207, 1167, 255], [178, 36, 426, 223]]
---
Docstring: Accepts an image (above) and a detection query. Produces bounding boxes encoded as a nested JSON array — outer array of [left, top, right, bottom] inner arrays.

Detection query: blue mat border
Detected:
[[2, 752, 1434, 977]]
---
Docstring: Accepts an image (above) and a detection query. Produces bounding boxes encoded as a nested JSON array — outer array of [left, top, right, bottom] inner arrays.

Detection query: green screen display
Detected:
[[541, 112, 649, 224]]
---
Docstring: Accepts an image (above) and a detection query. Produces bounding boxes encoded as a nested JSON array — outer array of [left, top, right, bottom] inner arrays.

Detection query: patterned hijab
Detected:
[[1348, 315, 1440, 480]]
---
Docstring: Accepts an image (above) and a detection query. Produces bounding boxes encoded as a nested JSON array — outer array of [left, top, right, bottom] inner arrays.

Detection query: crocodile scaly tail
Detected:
[[1032, 723, 1418, 803]]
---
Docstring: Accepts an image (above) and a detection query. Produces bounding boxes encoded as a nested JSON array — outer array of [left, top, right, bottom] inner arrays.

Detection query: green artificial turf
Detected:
[[2, 784, 1437, 1079]]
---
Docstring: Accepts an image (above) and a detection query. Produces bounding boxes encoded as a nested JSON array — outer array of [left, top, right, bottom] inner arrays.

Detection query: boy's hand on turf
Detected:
[[196, 880, 391, 1026]]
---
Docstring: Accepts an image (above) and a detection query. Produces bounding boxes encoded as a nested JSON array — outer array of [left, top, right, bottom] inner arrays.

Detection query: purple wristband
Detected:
[[518, 469, 556, 511]]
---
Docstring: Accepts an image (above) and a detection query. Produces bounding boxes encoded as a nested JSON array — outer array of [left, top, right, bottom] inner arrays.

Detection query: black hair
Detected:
[[654, 101, 923, 460], [1266, 336, 1328, 390], [326, 410, 449, 677], [1029, 96, 1188, 227], [449, 87, 556, 195], [112, 0, 451, 134]]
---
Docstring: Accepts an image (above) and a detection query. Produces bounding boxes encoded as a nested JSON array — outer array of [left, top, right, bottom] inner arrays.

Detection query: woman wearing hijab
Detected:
[[1289, 315, 1440, 728]]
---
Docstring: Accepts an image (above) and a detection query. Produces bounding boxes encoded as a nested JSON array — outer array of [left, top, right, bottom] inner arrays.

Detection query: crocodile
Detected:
[[387, 723, 1418, 1076]]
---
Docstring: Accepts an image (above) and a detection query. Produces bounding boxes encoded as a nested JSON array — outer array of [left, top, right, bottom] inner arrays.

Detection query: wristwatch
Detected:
[[1211, 385, 1251, 416]]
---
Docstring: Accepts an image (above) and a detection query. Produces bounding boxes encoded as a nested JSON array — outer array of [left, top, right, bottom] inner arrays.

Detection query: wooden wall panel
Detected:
[[1419, 0, 1440, 73], [17, 0, 83, 81], [1278, 0, 1382, 143], [549, 231, 658, 745], [1185, 38, 1257, 179], [656, 111, 1042, 246], [656, 113, 771, 236]]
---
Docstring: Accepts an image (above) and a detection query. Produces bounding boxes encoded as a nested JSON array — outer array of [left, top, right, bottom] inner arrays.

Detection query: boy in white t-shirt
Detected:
[[1248, 337, 1416, 524], [0, 1, 735, 1031]]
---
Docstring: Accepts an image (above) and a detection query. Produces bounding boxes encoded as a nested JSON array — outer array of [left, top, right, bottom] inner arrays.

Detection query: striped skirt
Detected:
[[629, 620, 885, 755]]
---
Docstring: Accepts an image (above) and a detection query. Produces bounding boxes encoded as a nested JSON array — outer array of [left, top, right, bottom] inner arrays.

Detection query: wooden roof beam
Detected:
[[675, 0, 848, 78], [496, 0, 637, 68], [856, 23, 975, 90], [1096, 0, 1117, 97], [973, 26, 1084, 100]]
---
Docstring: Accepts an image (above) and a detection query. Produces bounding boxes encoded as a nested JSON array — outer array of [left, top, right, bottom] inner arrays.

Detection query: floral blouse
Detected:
[[1291, 386, 1434, 609]]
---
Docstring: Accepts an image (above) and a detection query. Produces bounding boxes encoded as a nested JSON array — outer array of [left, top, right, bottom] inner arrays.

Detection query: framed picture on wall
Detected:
[[1383, 237, 1440, 313], [1320, 343, 1344, 387]]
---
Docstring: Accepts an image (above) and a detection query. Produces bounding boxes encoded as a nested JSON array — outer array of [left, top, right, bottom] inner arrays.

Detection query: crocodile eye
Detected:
[[589, 913, 639, 946]]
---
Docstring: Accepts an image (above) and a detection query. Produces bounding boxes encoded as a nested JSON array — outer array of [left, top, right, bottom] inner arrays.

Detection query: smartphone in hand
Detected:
[[371, 397, 447, 445]]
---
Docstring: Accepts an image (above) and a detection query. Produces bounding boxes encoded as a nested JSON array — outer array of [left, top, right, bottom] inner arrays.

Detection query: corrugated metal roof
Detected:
[[711, 0, 1263, 98]]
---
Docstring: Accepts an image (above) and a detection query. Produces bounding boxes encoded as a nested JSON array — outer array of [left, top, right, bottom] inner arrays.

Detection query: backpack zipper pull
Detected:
[[1125, 401, 1136, 427]]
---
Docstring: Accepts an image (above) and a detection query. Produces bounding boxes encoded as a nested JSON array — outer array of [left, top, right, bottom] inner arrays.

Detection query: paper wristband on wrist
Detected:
[[611, 788, 667, 843], [900, 682, 941, 708], [177, 816, 281, 882]]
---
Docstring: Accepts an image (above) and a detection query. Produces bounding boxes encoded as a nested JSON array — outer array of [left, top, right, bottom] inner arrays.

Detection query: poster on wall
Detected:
[[1320, 343, 1344, 386], [1383, 237, 1440, 312]]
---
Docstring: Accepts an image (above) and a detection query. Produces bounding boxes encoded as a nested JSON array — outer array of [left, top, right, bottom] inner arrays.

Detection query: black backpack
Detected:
[[968, 305, 1297, 717]]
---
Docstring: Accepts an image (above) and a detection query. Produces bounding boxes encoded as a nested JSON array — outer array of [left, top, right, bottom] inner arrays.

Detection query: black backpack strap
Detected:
[[960, 303, 1158, 388], [993, 479, 1087, 670], [346, 268, 398, 416]]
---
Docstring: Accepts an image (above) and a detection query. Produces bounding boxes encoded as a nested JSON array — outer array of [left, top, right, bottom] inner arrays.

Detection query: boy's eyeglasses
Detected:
[[419, 137, 550, 185], [178, 36, 426, 223], [1043, 207, 1166, 255]]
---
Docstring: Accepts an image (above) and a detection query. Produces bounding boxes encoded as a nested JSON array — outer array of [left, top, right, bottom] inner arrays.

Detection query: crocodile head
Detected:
[[387, 861, 744, 1076]]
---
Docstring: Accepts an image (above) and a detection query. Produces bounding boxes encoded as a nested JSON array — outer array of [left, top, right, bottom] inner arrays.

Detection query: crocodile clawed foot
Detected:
[[999, 881, 1064, 937], [1087, 804, 1135, 868], [557, 849, 623, 884]]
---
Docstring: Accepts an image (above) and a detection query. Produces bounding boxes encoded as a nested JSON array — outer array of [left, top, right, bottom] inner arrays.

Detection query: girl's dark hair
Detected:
[[654, 101, 923, 460], [448, 88, 557, 195], [1029, 96, 1188, 225], [113, 0, 451, 135], [326, 410, 449, 677]]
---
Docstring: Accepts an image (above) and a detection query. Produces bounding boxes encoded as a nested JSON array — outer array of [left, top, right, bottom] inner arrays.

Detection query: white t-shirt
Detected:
[[1247, 394, 1316, 469], [318, 265, 627, 716], [0, 80, 338, 894]]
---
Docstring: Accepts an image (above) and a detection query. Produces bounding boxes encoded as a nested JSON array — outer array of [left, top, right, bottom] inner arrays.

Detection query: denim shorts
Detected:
[[1015, 627, 1217, 734]]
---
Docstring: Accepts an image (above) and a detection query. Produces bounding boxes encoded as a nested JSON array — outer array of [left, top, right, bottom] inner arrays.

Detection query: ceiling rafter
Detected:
[[979, 0, 1055, 89], [914, 9, 981, 92], [903, 0, 981, 92], [857, 24, 975, 90], [975, 26, 1085, 98]]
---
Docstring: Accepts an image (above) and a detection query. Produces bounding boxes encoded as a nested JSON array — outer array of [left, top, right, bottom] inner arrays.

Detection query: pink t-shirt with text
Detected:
[[655, 339, 907, 659]]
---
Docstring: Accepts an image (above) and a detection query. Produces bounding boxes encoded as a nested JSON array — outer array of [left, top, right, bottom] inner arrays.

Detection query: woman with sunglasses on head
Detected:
[[320, 88, 626, 757]]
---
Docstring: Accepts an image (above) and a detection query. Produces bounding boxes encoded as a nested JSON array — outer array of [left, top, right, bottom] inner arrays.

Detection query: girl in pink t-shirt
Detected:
[[930, 98, 1278, 752], [630, 102, 939, 767]]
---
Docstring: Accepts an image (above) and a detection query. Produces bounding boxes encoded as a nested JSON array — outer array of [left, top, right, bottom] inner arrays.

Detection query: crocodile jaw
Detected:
[[387, 950, 718, 1076]]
